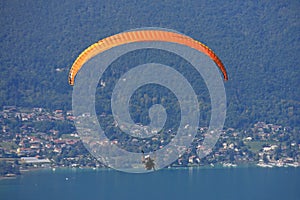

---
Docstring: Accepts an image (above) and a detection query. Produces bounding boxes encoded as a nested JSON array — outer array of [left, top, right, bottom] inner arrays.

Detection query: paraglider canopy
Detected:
[[68, 30, 228, 85]]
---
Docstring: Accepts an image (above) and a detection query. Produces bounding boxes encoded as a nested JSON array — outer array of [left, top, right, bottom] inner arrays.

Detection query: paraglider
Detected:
[[68, 30, 228, 85], [141, 150, 156, 171]]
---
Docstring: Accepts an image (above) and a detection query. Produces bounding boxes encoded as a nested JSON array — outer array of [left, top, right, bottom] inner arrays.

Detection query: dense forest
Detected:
[[0, 0, 299, 129]]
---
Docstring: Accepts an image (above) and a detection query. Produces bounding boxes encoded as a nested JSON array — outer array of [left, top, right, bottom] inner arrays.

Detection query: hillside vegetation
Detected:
[[0, 0, 299, 129]]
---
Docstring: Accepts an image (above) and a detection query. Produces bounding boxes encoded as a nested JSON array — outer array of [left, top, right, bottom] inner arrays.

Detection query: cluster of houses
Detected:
[[0, 106, 299, 169]]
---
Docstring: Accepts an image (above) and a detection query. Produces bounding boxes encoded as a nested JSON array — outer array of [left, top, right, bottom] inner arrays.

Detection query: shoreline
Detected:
[[1, 163, 298, 178], [0, 175, 17, 180], [4, 163, 300, 176]]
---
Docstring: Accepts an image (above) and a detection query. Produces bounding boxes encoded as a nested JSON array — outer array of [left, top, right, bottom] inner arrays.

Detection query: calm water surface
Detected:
[[0, 167, 299, 200]]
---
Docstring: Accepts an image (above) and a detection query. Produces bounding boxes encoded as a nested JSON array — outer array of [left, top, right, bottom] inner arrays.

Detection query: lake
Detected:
[[0, 167, 299, 200]]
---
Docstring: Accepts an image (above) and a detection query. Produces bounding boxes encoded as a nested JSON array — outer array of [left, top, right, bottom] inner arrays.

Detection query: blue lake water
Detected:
[[0, 167, 299, 200]]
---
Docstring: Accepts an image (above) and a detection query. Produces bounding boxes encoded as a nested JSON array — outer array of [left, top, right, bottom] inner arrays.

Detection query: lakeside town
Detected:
[[0, 106, 299, 177]]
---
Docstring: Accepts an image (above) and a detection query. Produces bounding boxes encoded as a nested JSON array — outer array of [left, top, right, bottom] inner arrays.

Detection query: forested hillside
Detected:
[[0, 0, 299, 129]]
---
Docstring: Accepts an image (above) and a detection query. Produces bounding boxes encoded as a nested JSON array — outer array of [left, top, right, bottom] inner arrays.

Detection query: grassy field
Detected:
[[0, 142, 18, 150], [244, 141, 278, 153]]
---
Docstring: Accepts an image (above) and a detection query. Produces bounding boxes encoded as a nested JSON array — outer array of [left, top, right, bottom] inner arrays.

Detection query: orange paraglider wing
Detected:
[[68, 30, 228, 85]]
